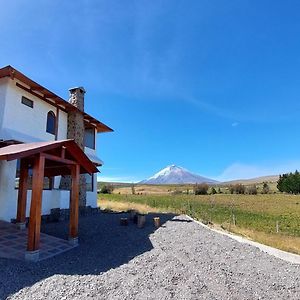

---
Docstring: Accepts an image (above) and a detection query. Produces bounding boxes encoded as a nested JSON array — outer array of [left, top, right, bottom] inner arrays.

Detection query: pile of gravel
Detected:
[[1, 213, 299, 299]]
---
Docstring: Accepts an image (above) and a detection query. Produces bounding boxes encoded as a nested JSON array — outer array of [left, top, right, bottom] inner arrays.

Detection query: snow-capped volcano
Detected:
[[140, 165, 218, 185]]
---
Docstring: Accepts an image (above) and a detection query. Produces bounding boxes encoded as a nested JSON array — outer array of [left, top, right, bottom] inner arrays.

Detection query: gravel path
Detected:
[[0, 213, 299, 299]]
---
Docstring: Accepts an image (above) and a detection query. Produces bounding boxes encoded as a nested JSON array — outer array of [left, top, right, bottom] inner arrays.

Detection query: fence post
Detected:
[[232, 214, 236, 226], [276, 221, 279, 233]]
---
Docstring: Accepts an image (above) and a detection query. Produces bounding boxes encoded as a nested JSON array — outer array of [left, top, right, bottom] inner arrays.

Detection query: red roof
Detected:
[[0, 140, 99, 176], [0, 65, 113, 133]]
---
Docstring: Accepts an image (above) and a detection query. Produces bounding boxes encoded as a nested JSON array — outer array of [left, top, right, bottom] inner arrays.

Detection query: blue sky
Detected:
[[1, 1, 300, 182]]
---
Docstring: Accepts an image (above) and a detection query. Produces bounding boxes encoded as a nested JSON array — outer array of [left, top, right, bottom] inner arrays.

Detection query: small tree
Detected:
[[262, 182, 270, 194], [194, 183, 209, 195], [217, 187, 222, 194], [229, 184, 246, 194], [277, 171, 300, 194], [101, 184, 114, 194], [131, 183, 136, 195], [236, 184, 245, 194], [247, 185, 257, 195], [210, 187, 217, 195]]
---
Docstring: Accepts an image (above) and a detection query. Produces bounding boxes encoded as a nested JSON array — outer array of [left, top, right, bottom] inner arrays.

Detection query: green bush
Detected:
[[210, 187, 217, 195], [278, 171, 300, 194], [101, 184, 114, 194], [194, 183, 209, 195], [262, 182, 270, 194]]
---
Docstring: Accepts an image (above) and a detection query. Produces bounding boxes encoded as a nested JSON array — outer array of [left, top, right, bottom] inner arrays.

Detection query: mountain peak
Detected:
[[140, 165, 218, 185], [164, 164, 183, 171]]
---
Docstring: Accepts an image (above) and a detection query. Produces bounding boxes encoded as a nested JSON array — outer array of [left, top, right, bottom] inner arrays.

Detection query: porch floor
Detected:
[[0, 220, 77, 261]]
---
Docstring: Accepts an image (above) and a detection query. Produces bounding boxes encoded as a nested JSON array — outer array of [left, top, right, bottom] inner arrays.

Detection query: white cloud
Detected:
[[216, 161, 300, 182]]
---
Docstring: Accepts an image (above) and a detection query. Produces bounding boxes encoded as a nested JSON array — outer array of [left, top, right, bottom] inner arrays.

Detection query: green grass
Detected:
[[99, 193, 300, 254]]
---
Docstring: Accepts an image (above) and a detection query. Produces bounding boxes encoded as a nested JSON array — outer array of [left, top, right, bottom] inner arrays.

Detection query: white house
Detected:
[[0, 65, 113, 222]]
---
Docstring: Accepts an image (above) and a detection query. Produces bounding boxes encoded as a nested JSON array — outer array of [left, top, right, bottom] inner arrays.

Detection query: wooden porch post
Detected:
[[27, 154, 45, 253], [69, 164, 80, 244], [16, 159, 29, 229]]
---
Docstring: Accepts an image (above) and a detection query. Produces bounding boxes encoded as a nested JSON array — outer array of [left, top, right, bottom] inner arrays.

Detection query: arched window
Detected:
[[46, 111, 56, 135]]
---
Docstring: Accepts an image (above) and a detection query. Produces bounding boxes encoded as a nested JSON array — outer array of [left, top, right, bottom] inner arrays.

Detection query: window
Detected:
[[21, 96, 33, 108], [46, 111, 56, 135], [85, 174, 94, 192], [15, 160, 53, 190], [84, 128, 95, 149]]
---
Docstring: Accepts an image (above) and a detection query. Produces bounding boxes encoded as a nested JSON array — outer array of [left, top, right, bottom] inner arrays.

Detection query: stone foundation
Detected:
[[11, 206, 101, 225], [48, 206, 101, 222]]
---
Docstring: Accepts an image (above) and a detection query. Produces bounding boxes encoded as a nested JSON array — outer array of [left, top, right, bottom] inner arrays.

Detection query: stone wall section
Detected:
[[59, 87, 87, 207]]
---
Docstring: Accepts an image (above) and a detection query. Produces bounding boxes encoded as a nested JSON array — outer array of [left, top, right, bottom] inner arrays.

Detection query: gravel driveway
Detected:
[[0, 213, 299, 299]]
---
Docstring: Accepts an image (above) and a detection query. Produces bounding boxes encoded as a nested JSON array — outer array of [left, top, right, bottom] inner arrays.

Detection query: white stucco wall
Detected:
[[0, 78, 99, 221], [0, 78, 8, 133], [2, 78, 68, 142], [0, 159, 70, 222], [86, 174, 98, 208]]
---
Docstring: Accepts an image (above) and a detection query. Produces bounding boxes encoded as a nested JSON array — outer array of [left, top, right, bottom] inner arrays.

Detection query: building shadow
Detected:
[[0, 211, 177, 299]]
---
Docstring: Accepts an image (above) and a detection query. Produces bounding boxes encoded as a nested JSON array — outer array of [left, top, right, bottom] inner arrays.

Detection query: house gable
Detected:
[[0, 65, 113, 133]]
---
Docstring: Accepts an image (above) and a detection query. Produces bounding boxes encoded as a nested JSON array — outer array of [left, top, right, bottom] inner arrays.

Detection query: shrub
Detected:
[[101, 184, 114, 194], [194, 183, 209, 195], [262, 182, 270, 194], [236, 184, 246, 194], [229, 184, 246, 194], [247, 185, 257, 195], [210, 187, 217, 195]]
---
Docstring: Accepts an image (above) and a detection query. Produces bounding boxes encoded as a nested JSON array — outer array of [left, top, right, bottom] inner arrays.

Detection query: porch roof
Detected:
[[0, 139, 98, 176]]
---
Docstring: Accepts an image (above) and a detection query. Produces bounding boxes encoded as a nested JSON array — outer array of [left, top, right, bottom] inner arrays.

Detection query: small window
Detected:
[[84, 128, 95, 149], [21, 96, 33, 108], [85, 174, 94, 192], [46, 111, 56, 135]]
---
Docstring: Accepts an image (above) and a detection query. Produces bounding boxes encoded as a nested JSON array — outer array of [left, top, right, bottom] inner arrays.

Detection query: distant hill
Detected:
[[222, 175, 279, 185], [140, 165, 218, 185]]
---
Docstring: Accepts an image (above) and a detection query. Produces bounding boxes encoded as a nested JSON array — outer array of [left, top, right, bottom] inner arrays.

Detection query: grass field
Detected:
[[98, 176, 280, 195], [98, 192, 300, 254]]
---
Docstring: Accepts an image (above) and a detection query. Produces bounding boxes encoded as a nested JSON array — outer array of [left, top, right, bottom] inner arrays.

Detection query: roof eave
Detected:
[[0, 65, 113, 133]]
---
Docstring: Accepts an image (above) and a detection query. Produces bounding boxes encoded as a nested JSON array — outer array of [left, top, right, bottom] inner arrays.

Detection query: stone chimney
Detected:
[[67, 87, 85, 149], [69, 87, 85, 112], [60, 87, 87, 207]]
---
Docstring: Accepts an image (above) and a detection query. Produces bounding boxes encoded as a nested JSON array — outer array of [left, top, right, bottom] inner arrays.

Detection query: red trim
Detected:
[[0, 65, 113, 133]]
